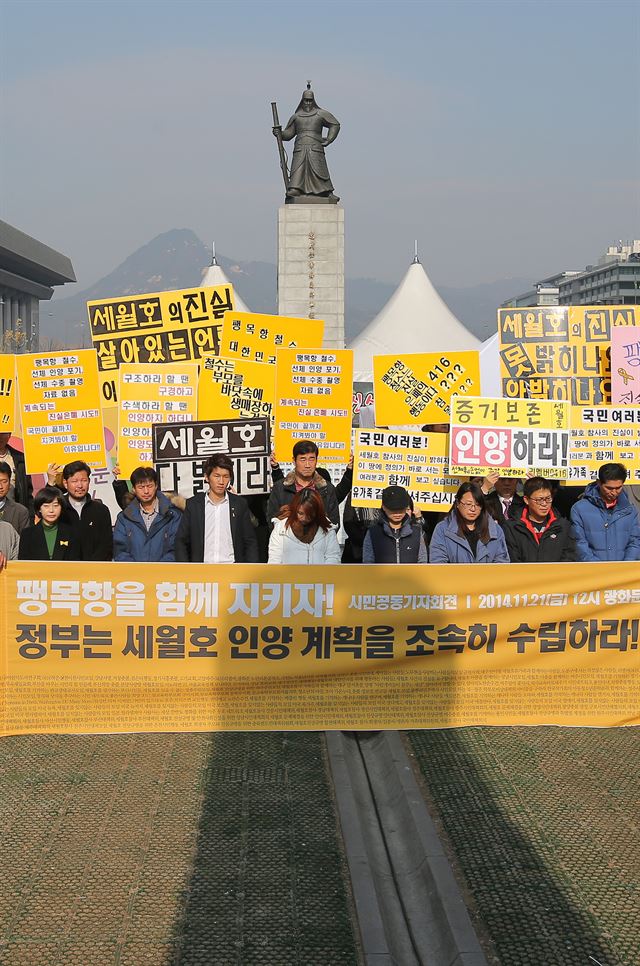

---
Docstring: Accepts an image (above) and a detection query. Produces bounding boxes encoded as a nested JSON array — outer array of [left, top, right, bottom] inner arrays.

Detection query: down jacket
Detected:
[[429, 513, 509, 564], [113, 492, 182, 562], [268, 518, 342, 564], [570, 482, 640, 561]]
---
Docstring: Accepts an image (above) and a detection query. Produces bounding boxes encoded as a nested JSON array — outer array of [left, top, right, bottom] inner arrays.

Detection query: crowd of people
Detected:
[[1, 434, 639, 570]]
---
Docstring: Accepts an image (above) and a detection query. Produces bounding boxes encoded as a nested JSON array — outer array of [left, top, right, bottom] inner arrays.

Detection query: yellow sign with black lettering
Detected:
[[1, 562, 638, 736], [373, 351, 480, 426]]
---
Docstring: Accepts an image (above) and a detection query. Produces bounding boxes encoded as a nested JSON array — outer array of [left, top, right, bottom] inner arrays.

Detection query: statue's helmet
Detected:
[[296, 88, 318, 111]]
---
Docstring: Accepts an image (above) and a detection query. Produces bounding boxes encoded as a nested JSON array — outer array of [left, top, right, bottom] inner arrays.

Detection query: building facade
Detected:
[[0, 220, 75, 352], [502, 240, 640, 308]]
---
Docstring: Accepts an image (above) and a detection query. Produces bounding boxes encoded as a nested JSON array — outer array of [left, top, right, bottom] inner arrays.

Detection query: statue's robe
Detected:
[[281, 109, 340, 196]]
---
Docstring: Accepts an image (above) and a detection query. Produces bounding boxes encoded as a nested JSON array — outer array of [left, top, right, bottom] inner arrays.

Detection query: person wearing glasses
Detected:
[[429, 481, 509, 564], [503, 477, 576, 562]]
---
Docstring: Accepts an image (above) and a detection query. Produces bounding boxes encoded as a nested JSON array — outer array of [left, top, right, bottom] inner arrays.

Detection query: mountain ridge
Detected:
[[43, 228, 532, 346]]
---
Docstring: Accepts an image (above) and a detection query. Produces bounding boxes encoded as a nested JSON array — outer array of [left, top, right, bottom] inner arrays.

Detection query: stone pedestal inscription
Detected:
[[277, 204, 345, 350]]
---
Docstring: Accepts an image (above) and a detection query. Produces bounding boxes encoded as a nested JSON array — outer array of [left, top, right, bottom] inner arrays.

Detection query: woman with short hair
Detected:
[[268, 488, 341, 564], [18, 486, 82, 561], [429, 482, 509, 564]]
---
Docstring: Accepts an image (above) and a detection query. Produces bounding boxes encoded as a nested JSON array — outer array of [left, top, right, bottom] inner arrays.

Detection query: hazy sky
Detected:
[[2, 0, 639, 296]]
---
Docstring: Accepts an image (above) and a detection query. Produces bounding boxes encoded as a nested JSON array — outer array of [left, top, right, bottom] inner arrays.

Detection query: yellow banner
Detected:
[[0, 354, 16, 428], [499, 305, 640, 405], [569, 406, 640, 483], [15, 350, 106, 474], [219, 311, 324, 363], [87, 285, 234, 406], [373, 351, 480, 425], [450, 396, 570, 478], [274, 348, 353, 463], [1, 562, 638, 735], [117, 363, 199, 478], [352, 428, 463, 509], [198, 355, 275, 422]]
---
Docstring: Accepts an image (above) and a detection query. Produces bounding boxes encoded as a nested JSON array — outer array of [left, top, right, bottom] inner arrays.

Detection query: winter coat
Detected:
[[267, 470, 340, 527], [0, 497, 30, 535], [5, 443, 33, 517], [570, 482, 640, 561], [175, 492, 259, 563], [362, 514, 428, 564], [429, 513, 509, 564], [18, 520, 82, 561], [268, 518, 342, 564], [113, 492, 182, 562], [61, 493, 114, 561], [0, 520, 19, 560], [504, 509, 576, 563], [485, 492, 525, 526]]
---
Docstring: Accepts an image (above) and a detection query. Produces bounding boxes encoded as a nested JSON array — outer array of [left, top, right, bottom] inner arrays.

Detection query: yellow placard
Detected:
[[87, 284, 234, 407], [198, 355, 275, 422], [117, 363, 199, 478], [0, 354, 16, 428], [352, 428, 464, 509], [15, 349, 106, 473], [450, 396, 570, 478], [499, 305, 640, 405], [274, 348, 353, 463], [219, 311, 325, 362], [569, 406, 640, 483], [373, 351, 480, 425], [1, 561, 639, 736]]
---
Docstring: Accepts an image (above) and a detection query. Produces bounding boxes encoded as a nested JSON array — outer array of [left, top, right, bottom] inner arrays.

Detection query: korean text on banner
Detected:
[[274, 349, 353, 463], [499, 305, 640, 405], [0, 354, 16, 428], [117, 364, 199, 479], [373, 351, 480, 425], [152, 417, 271, 498], [352, 428, 464, 509], [1, 561, 639, 737], [198, 355, 275, 422], [15, 350, 106, 473], [569, 406, 640, 482], [88, 284, 234, 407], [611, 326, 640, 405], [450, 397, 570, 478], [219, 312, 324, 363]]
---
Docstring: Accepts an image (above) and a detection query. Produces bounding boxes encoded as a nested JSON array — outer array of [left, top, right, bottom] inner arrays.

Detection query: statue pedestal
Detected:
[[277, 204, 345, 349]]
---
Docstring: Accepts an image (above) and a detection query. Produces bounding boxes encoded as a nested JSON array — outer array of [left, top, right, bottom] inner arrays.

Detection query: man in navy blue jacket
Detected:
[[113, 466, 182, 562], [570, 463, 640, 561]]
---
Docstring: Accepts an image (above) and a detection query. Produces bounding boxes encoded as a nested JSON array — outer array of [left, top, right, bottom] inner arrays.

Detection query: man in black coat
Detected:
[[267, 440, 340, 527], [47, 460, 113, 561], [175, 454, 259, 563], [504, 477, 576, 562], [485, 476, 525, 526]]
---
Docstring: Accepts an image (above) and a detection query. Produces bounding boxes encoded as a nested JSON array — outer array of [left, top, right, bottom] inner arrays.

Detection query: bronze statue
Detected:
[[272, 84, 340, 203]]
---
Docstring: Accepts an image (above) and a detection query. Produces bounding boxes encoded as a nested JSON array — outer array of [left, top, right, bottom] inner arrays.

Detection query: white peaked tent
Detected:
[[200, 243, 250, 312], [349, 254, 481, 381]]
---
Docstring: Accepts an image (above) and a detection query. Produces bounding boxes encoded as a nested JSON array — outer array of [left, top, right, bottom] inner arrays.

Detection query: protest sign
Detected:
[[352, 429, 464, 509], [499, 305, 640, 405], [117, 364, 199, 479], [373, 351, 480, 425], [219, 311, 324, 363], [273, 349, 353, 463], [198, 355, 275, 422], [2, 561, 638, 736], [15, 350, 105, 473], [450, 397, 570, 478], [569, 406, 640, 482], [88, 284, 234, 406], [611, 325, 640, 405], [352, 382, 374, 426], [0, 354, 16, 428], [152, 417, 270, 497]]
